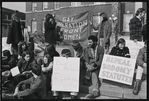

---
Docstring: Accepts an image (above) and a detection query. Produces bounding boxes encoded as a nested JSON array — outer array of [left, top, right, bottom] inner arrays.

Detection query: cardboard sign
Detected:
[[52, 57, 80, 92], [99, 54, 136, 85], [125, 40, 144, 59], [10, 66, 20, 77]]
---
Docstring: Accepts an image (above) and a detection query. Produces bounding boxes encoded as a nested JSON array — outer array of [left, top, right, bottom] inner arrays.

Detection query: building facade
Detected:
[[2, 7, 26, 37], [25, 2, 147, 35]]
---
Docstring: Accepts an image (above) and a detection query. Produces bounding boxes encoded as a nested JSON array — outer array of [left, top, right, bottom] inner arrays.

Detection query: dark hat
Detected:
[[70, 40, 80, 47], [61, 49, 71, 55]]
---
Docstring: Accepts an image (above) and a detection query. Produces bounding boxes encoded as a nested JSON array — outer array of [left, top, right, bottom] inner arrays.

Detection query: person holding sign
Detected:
[[109, 38, 130, 58], [83, 35, 104, 99], [37, 54, 56, 97], [89, 12, 112, 54], [13, 64, 46, 99], [129, 8, 145, 42], [53, 49, 79, 99], [133, 40, 147, 95]]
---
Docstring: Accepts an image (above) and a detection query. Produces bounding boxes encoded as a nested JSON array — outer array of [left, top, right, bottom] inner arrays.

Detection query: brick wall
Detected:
[[26, 4, 112, 35]]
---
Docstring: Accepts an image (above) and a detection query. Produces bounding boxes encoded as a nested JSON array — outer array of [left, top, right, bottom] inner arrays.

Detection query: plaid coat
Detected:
[[129, 16, 142, 41]]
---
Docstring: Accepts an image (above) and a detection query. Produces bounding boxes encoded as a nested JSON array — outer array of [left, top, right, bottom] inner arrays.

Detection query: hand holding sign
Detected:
[[10, 66, 20, 77]]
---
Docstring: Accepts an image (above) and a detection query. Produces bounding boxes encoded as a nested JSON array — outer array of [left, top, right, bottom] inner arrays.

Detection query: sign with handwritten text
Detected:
[[52, 57, 80, 92]]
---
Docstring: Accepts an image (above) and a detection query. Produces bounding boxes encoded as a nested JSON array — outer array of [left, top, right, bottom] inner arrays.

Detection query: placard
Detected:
[[52, 57, 80, 92], [10, 66, 20, 77], [99, 54, 136, 85], [125, 40, 144, 59]]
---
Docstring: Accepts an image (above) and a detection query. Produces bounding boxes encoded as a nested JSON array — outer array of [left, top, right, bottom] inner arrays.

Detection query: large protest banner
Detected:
[[52, 57, 80, 92], [99, 54, 136, 85], [125, 40, 144, 59], [55, 11, 89, 44]]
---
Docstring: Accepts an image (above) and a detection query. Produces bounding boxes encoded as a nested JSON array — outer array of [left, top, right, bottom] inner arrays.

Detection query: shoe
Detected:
[[133, 80, 141, 95], [85, 93, 99, 99], [71, 95, 77, 99]]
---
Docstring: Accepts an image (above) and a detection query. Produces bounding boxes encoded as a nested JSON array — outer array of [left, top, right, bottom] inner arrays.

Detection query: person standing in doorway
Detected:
[[89, 12, 112, 54], [7, 10, 23, 56], [129, 8, 145, 42]]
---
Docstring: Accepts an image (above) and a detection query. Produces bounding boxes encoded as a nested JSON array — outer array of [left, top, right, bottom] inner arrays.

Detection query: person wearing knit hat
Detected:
[[88, 12, 112, 54], [70, 40, 84, 99], [61, 49, 72, 57]]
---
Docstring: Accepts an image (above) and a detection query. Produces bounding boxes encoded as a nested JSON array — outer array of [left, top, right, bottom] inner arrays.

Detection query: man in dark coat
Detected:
[[44, 14, 57, 45], [7, 10, 23, 55], [89, 12, 112, 54], [7, 11, 23, 54], [129, 8, 145, 41], [83, 35, 104, 99]]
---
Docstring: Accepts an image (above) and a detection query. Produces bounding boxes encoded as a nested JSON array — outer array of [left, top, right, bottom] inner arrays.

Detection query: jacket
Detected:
[[91, 20, 112, 46], [83, 45, 104, 71], [7, 20, 23, 44], [136, 47, 147, 67], [129, 16, 142, 41], [44, 21, 57, 44], [109, 46, 130, 58], [142, 23, 146, 42], [16, 75, 46, 99]]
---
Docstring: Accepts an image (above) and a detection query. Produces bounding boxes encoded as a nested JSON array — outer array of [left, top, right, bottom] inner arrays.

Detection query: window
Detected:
[[31, 20, 37, 33], [92, 15, 101, 32], [71, 2, 81, 6], [32, 2, 37, 12], [54, 2, 60, 10], [5, 14, 8, 20], [43, 2, 48, 10]]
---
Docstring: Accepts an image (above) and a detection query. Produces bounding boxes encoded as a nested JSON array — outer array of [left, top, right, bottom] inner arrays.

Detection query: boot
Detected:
[[133, 80, 141, 95]]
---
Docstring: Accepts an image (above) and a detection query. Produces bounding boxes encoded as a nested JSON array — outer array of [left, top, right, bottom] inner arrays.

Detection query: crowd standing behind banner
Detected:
[[2, 8, 146, 99]]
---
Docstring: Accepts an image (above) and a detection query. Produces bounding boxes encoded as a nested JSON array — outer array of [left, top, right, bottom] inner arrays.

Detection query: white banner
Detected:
[[52, 57, 80, 92], [125, 40, 144, 59], [99, 54, 136, 85]]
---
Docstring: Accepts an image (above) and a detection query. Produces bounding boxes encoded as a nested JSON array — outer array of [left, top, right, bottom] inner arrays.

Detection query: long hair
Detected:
[[116, 38, 126, 48], [43, 54, 53, 67]]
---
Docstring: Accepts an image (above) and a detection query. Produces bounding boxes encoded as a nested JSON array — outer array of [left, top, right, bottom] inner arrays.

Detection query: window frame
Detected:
[[43, 2, 48, 10], [54, 2, 60, 10], [31, 19, 37, 34], [32, 2, 37, 12]]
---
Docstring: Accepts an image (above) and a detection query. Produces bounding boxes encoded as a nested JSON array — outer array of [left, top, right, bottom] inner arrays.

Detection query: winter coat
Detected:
[[109, 46, 130, 58], [91, 20, 112, 47], [16, 75, 46, 99], [83, 45, 104, 71], [7, 20, 23, 44], [142, 23, 146, 42], [129, 16, 142, 41], [44, 21, 56, 45], [136, 47, 147, 67]]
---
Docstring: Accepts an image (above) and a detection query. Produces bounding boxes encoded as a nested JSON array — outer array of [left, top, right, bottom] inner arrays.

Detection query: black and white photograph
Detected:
[[1, 2, 147, 99]]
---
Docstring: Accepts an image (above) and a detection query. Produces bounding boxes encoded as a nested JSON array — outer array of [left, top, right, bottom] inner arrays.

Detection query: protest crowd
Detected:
[[2, 8, 147, 99]]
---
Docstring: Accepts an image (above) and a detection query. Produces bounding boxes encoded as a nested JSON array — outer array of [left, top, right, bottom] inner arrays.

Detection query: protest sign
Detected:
[[125, 40, 144, 59], [52, 57, 80, 92], [10, 66, 20, 77], [99, 54, 136, 85], [55, 11, 89, 44]]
